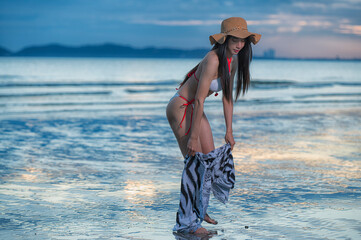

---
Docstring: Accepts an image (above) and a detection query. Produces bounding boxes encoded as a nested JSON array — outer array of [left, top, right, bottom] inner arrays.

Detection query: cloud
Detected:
[[262, 34, 361, 58], [292, 2, 327, 10], [248, 19, 281, 26], [292, 0, 361, 11], [331, 0, 361, 9], [1, 0, 361, 57], [133, 18, 283, 27], [132, 19, 221, 26], [254, 13, 361, 37], [338, 24, 361, 36], [271, 13, 332, 30]]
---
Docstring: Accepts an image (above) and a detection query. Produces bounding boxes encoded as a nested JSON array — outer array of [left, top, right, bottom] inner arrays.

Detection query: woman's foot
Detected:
[[204, 213, 218, 225], [194, 227, 209, 235]]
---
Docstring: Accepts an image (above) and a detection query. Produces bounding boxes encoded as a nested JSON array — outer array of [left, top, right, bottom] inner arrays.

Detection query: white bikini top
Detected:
[[192, 73, 222, 92], [209, 78, 222, 92]]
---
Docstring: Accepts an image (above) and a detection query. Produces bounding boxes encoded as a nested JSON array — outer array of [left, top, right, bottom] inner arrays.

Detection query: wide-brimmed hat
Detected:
[[209, 17, 261, 45]]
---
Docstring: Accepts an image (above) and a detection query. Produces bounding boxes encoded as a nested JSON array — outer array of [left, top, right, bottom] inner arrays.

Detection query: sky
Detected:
[[1, 0, 361, 59]]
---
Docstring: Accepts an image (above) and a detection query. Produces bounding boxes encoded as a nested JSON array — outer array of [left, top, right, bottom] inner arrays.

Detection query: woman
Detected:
[[167, 17, 261, 235]]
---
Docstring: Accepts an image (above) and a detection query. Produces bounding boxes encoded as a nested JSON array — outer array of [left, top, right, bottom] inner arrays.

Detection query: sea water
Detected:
[[0, 57, 360, 239]]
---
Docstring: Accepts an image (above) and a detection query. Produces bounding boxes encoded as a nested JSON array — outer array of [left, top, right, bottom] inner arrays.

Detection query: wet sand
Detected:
[[1, 58, 360, 239], [1, 107, 360, 239]]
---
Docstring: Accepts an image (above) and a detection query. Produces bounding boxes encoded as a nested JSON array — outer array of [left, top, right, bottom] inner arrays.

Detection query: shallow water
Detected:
[[0, 58, 360, 239]]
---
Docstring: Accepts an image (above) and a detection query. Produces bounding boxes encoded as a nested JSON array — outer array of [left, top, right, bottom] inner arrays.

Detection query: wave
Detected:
[[251, 80, 296, 89], [242, 98, 361, 105], [294, 93, 361, 99], [1, 98, 359, 118], [1, 98, 359, 108], [0, 91, 111, 98], [0, 74, 23, 80], [1, 79, 360, 91], [0, 80, 179, 88], [251, 80, 361, 90], [125, 88, 173, 93], [1, 101, 165, 107]]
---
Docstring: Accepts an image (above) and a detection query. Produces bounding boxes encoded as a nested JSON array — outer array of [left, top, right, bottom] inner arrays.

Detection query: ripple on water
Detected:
[[1, 108, 360, 239]]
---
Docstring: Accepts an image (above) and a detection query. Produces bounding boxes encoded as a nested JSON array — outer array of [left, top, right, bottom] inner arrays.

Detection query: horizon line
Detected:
[[0, 42, 360, 61]]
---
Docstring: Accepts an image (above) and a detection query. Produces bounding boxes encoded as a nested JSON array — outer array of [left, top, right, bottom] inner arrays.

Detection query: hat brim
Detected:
[[209, 30, 261, 45]]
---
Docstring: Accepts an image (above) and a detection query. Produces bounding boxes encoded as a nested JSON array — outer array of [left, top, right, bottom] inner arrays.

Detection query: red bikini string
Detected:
[[187, 71, 194, 78], [178, 95, 195, 135], [214, 58, 232, 97], [193, 72, 199, 82], [177, 70, 198, 90], [227, 57, 232, 73]]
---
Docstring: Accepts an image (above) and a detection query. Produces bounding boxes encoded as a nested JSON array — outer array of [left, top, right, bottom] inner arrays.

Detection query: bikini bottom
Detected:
[[169, 92, 195, 135]]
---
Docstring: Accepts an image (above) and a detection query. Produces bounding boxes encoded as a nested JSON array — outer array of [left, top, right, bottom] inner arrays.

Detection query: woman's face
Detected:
[[227, 36, 246, 55]]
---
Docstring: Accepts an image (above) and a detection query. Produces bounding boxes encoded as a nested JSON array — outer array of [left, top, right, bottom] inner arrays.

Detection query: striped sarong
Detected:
[[173, 143, 235, 233]]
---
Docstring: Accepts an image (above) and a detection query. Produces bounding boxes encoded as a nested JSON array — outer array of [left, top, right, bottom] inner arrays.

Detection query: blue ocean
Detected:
[[0, 57, 360, 239]]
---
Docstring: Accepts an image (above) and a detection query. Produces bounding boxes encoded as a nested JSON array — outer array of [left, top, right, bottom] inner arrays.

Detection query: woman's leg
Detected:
[[170, 111, 215, 157], [198, 113, 215, 154], [167, 100, 210, 235], [167, 99, 202, 157], [198, 113, 218, 225], [174, 112, 215, 157]]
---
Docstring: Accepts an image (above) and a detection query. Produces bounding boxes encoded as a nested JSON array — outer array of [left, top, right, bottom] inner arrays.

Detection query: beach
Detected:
[[0, 57, 360, 239]]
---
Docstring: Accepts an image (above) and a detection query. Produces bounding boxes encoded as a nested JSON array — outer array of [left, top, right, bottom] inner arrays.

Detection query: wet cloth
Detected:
[[173, 143, 235, 233]]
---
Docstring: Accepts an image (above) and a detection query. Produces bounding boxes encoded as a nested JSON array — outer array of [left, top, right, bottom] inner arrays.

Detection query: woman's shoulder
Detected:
[[202, 50, 219, 67]]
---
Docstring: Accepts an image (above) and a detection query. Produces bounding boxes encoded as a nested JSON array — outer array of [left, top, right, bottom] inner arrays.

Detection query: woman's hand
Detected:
[[225, 131, 235, 150], [187, 137, 198, 156]]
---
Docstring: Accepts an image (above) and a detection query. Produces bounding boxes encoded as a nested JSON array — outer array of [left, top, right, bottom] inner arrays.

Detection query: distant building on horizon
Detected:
[[263, 48, 275, 59]]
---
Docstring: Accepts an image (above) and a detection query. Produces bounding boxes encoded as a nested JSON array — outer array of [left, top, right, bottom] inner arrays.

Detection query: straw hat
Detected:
[[209, 17, 261, 45]]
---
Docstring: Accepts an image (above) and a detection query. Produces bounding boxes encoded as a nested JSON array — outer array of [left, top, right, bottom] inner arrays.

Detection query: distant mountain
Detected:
[[0, 46, 12, 56], [5, 43, 210, 58], [2, 43, 356, 60]]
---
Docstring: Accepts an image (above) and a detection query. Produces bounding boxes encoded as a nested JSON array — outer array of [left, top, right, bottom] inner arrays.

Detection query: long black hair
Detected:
[[179, 36, 253, 102]]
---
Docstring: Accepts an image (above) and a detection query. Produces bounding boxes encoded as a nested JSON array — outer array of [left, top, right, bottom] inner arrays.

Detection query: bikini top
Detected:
[[188, 57, 232, 93], [192, 74, 222, 92]]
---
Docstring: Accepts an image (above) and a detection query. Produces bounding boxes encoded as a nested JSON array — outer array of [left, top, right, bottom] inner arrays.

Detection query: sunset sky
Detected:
[[1, 0, 361, 58]]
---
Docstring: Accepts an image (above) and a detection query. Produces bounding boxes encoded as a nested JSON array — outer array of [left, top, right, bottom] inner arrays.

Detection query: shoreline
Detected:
[[1, 55, 361, 61]]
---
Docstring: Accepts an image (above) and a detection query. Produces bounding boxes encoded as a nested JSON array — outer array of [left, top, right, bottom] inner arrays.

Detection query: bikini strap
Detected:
[[227, 57, 232, 73], [193, 72, 199, 82], [178, 96, 195, 136], [187, 70, 199, 82]]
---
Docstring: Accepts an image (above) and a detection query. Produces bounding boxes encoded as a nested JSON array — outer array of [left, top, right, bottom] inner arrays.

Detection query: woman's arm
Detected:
[[222, 57, 237, 150], [187, 54, 219, 156]]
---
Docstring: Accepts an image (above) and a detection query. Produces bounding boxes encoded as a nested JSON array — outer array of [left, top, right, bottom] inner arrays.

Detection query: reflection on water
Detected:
[[234, 134, 361, 179], [0, 108, 360, 239], [0, 58, 360, 239], [124, 180, 157, 204]]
